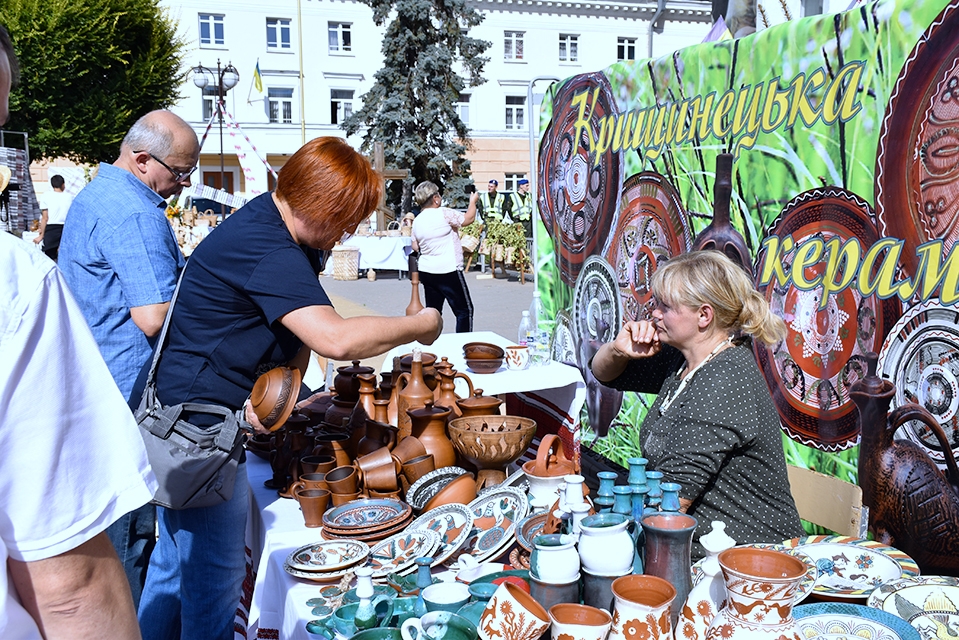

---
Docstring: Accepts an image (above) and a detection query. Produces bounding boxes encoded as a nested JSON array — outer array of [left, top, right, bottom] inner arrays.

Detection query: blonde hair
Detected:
[[414, 181, 440, 207], [650, 251, 786, 345]]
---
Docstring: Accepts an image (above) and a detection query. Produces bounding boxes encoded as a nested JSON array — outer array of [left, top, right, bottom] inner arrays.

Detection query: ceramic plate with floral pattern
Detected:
[[407, 503, 474, 567], [322, 499, 411, 531], [794, 602, 921, 640], [459, 487, 529, 564], [283, 562, 357, 583], [285, 539, 370, 573], [783, 535, 920, 599], [866, 575, 959, 636], [690, 543, 819, 604], [368, 529, 441, 579]]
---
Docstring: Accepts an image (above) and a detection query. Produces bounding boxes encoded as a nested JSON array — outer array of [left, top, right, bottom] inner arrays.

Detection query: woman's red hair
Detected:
[[276, 137, 382, 247]]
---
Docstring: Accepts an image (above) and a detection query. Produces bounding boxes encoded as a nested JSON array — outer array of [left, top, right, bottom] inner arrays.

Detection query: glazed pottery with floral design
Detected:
[[548, 603, 612, 640], [478, 582, 549, 640], [677, 521, 736, 640], [608, 574, 675, 640], [703, 547, 806, 640]]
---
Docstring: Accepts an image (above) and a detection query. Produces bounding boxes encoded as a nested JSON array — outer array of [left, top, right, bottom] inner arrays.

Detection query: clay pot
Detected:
[[408, 400, 456, 469], [434, 367, 474, 419], [325, 396, 358, 432], [456, 389, 503, 418], [290, 472, 329, 494], [609, 575, 675, 640], [522, 434, 575, 478], [333, 360, 375, 402], [251, 366, 302, 430], [396, 349, 435, 441], [462, 342, 505, 360]]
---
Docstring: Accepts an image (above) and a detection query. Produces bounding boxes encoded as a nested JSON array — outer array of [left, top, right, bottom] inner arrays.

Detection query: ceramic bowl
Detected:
[[423, 473, 477, 512], [406, 466, 471, 511], [251, 366, 302, 430], [448, 416, 536, 471], [465, 358, 503, 374], [463, 342, 506, 360]]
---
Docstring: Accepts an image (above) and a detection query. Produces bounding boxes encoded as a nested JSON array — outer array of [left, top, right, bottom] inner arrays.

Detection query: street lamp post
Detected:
[[191, 59, 240, 218]]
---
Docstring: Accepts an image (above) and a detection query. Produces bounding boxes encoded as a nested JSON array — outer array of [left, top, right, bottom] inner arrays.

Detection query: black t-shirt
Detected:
[[154, 193, 331, 411]]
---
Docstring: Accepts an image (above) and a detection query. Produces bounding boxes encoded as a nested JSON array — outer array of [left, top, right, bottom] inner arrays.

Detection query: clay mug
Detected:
[[369, 488, 402, 500], [326, 465, 359, 494], [422, 583, 471, 613], [391, 435, 428, 465], [608, 574, 675, 640], [300, 454, 337, 476], [313, 433, 352, 467], [363, 460, 400, 492], [402, 611, 477, 640], [290, 472, 328, 494], [548, 603, 612, 640], [331, 490, 363, 507], [357, 446, 402, 479], [479, 582, 549, 640], [401, 454, 436, 486], [295, 488, 331, 527], [505, 345, 530, 371]]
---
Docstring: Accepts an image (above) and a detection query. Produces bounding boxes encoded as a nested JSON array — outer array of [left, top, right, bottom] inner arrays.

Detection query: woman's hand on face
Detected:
[[611, 320, 661, 359], [416, 307, 443, 345]]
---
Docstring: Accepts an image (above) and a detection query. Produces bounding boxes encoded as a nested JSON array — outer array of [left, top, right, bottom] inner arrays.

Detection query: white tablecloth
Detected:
[[344, 236, 413, 271]]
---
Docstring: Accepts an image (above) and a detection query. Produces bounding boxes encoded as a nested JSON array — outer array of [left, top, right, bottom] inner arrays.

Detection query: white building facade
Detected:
[[160, 0, 715, 199]]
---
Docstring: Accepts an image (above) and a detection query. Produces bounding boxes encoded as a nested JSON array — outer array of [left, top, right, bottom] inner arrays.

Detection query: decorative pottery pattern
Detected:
[[479, 583, 550, 640], [408, 503, 475, 566], [406, 466, 471, 511], [286, 539, 370, 572], [867, 575, 959, 638], [320, 515, 414, 543], [283, 561, 357, 583], [754, 187, 902, 452], [515, 512, 548, 553], [782, 535, 919, 598], [795, 602, 921, 640], [322, 499, 411, 530], [368, 529, 440, 578], [463, 487, 529, 564], [691, 543, 818, 604], [878, 301, 959, 470], [549, 310, 578, 367], [609, 607, 671, 640]]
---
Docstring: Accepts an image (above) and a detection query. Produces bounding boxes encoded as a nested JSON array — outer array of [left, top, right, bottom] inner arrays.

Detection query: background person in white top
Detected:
[[411, 181, 478, 333], [0, 24, 155, 640], [33, 174, 73, 261]]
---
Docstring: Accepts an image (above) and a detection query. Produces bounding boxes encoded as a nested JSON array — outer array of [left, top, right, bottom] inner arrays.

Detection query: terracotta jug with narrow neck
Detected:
[[408, 399, 456, 469], [434, 367, 474, 418], [406, 254, 424, 316], [396, 348, 433, 441], [356, 373, 378, 422]]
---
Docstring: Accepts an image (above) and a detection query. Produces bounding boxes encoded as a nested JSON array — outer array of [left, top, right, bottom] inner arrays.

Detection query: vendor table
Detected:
[[342, 235, 413, 273]]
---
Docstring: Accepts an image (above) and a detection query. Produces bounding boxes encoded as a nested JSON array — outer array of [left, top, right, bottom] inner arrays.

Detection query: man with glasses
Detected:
[[59, 109, 200, 608]]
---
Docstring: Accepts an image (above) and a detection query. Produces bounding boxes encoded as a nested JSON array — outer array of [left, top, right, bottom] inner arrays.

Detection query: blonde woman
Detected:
[[591, 251, 802, 558]]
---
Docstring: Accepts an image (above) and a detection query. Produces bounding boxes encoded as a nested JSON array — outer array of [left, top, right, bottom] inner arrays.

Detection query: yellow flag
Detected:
[[253, 61, 263, 94]]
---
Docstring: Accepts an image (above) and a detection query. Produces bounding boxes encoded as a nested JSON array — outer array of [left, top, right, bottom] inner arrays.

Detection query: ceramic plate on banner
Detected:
[[459, 487, 529, 564], [866, 575, 959, 634], [794, 602, 921, 640], [782, 535, 919, 599], [407, 503, 474, 567], [322, 499, 411, 531], [690, 543, 818, 604], [368, 529, 440, 579], [285, 539, 370, 573]]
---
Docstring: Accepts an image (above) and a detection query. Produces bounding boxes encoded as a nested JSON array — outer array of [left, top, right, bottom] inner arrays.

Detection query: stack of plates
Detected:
[[320, 499, 413, 542], [283, 539, 370, 583]]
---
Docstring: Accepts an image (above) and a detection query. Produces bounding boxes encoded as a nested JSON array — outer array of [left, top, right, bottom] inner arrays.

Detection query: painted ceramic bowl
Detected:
[[462, 342, 505, 360], [465, 358, 503, 374]]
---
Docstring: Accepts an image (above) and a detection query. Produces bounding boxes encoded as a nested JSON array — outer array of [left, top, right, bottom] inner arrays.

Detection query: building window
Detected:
[[455, 93, 470, 127], [559, 34, 578, 62], [202, 87, 219, 120], [504, 173, 526, 192], [330, 89, 354, 124], [505, 95, 525, 130], [199, 14, 225, 46], [267, 88, 294, 123], [267, 18, 292, 50], [329, 22, 352, 53], [504, 31, 524, 61], [617, 37, 636, 61]]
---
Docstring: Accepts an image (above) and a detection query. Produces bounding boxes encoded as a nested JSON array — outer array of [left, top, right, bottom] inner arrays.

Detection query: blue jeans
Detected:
[[138, 463, 249, 640], [107, 502, 156, 608]]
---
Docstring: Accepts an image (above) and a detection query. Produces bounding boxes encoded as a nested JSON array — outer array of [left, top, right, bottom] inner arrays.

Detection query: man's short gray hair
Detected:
[[121, 114, 175, 158]]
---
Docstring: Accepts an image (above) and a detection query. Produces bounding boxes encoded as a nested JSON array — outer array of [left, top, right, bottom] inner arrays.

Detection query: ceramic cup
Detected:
[[548, 604, 612, 640], [422, 582, 471, 613], [290, 472, 328, 494], [357, 446, 402, 478], [391, 435, 428, 465], [361, 457, 401, 492], [369, 488, 402, 500], [402, 611, 478, 640], [295, 488, 331, 527], [401, 454, 436, 486], [301, 455, 337, 476], [479, 582, 549, 640], [608, 574, 675, 640], [505, 345, 530, 371], [331, 490, 362, 507], [326, 465, 359, 494]]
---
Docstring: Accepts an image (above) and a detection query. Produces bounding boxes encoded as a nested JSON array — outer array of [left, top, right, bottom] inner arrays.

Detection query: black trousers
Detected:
[[42, 223, 63, 261], [420, 269, 474, 333]]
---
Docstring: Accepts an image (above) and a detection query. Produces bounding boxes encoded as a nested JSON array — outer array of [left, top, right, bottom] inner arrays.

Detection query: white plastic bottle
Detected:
[[529, 291, 548, 365], [518, 310, 531, 346]]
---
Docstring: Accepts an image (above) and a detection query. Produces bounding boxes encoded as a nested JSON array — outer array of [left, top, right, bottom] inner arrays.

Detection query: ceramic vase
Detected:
[[407, 400, 456, 469], [660, 482, 682, 512], [357, 373, 379, 421], [677, 521, 736, 640], [608, 574, 675, 640], [704, 547, 806, 640], [396, 349, 433, 441], [626, 457, 648, 490], [644, 471, 663, 513], [612, 485, 632, 517], [529, 534, 580, 584], [641, 512, 697, 630], [578, 513, 634, 577]]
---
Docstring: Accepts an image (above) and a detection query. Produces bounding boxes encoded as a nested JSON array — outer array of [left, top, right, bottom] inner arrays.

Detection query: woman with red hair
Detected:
[[137, 137, 442, 640]]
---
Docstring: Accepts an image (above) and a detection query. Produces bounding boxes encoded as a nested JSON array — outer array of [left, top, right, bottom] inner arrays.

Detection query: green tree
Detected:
[[0, 0, 184, 164], [343, 0, 489, 211]]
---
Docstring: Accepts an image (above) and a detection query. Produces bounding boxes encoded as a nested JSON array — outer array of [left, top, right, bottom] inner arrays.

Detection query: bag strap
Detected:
[[143, 266, 187, 391], [140, 401, 242, 452]]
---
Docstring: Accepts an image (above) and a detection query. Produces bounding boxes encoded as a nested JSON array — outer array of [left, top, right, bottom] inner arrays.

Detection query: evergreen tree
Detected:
[[1, 0, 184, 164], [343, 0, 489, 211]]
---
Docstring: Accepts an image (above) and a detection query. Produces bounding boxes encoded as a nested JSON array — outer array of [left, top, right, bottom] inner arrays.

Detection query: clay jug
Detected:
[[407, 400, 456, 469], [357, 420, 398, 457], [608, 574, 675, 640], [396, 349, 434, 441], [691, 153, 752, 275], [379, 370, 395, 402], [456, 389, 503, 418], [333, 360, 374, 402], [406, 255, 424, 316], [400, 351, 439, 391], [387, 356, 402, 426], [312, 432, 352, 468], [434, 367, 474, 419], [373, 398, 390, 425], [704, 548, 805, 640], [357, 373, 378, 422], [852, 352, 959, 575], [325, 396, 357, 430]]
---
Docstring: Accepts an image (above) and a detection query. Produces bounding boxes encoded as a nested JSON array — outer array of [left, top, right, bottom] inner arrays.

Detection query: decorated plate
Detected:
[[368, 529, 441, 579], [550, 310, 578, 367], [783, 535, 919, 598], [320, 514, 413, 543], [408, 503, 475, 567], [406, 466, 471, 512], [285, 539, 370, 573], [867, 575, 959, 636], [794, 602, 921, 640], [755, 188, 901, 452], [459, 487, 529, 564], [691, 543, 818, 604], [878, 301, 959, 470], [322, 499, 411, 531], [284, 561, 358, 584], [515, 512, 548, 553]]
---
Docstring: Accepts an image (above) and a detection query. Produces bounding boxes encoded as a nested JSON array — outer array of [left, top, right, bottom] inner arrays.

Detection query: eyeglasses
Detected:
[[135, 150, 197, 183]]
